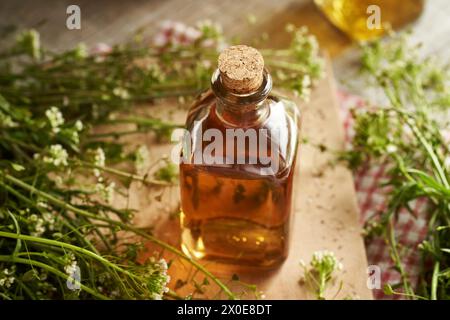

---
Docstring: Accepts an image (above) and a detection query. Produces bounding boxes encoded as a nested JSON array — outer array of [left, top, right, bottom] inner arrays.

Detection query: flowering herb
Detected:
[[299, 251, 343, 300], [0, 22, 323, 299], [342, 32, 450, 299]]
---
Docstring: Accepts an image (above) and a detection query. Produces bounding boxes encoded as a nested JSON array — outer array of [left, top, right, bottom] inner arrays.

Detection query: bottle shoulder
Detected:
[[185, 90, 300, 133], [182, 90, 300, 178]]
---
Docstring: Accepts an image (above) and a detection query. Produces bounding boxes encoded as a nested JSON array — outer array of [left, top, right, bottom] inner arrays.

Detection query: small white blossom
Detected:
[[42, 144, 68, 167], [300, 75, 312, 102], [42, 212, 56, 231], [74, 120, 83, 131], [300, 250, 343, 299], [37, 201, 48, 208], [153, 20, 201, 47], [310, 250, 343, 274], [158, 259, 168, 273], [0, 111, 18, 128], [64, 253, 78, 275], [112, 87, 130, 100], [135, 145, 149, 174], [45, 106, 64, 133], [0, 268, 16, 288], [96, 181, 115, 203], [64, 260, 78, 276], [147, 258, 171, 300], [386, 144, 398, 154], [93, 148, 105, 177]]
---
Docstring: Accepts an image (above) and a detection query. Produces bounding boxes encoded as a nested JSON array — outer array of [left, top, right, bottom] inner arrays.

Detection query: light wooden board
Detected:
[[100, 58, 372, 300]]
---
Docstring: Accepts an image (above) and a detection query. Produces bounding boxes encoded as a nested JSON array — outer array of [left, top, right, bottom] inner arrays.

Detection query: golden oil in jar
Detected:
[[314, 0, 425, 41]]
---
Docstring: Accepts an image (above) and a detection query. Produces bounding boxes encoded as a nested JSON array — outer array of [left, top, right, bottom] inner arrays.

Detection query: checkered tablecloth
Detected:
[[338, 90, 429, 300]]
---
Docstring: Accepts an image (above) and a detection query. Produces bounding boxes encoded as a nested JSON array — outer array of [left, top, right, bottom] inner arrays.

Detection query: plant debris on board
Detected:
[[0, 21, 324, 300]]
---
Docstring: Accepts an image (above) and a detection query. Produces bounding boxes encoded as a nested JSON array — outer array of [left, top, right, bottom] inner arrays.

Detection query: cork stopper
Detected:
[[218, 45, 264, 94]]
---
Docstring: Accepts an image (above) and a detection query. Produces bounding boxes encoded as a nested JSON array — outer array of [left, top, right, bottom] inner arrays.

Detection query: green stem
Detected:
[[0, 180, 100, 254], [2, 173, 236, 299], [0, 255, 107, 299], [431, 261, 440, 300], [387, 219, 414, 297], [0, 231, 138, 282], [77, 161, 175, 186], [317, 273, 326, 300]]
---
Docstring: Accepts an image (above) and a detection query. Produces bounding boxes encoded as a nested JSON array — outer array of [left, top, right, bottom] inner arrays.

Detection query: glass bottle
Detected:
[[179, 45, 300, 268], [314, 0, 425, 41]]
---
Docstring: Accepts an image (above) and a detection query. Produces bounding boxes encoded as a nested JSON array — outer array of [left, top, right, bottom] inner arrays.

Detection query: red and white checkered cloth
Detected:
[[338, 90, 429, 299]]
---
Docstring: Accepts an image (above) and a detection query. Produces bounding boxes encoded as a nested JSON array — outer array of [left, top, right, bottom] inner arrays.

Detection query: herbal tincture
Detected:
[[179, 45, 300, 268]]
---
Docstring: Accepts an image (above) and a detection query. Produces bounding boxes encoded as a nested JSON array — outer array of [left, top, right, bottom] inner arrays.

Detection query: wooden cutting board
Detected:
[[103, 57, 372, 300]]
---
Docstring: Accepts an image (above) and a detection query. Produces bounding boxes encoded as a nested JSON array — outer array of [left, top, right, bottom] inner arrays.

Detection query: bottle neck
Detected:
[[211, 68, 272, 127]]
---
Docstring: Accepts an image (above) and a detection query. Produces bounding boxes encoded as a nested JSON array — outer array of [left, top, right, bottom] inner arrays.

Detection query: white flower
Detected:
[[45, 106, 64, 133], [1, 268, 16, 288], [37, 201, 48, 208], [74, 120, 83, 131], [32, 217, 46, 236], [147, 258, 171, 300], [64, 261, 78, 276], [42, 144, 68, 166], [64, 253, 77, 274], [153, 20, 201, 47], [70, 130, 80, 145], [302, 75, 312, 101], [135, 145, 149, 174], [96, 181, 115, 203], [158, 259, 168, 273], [386, 144, 398, 154], [93, 148, 105, 177], [302, 74, 311, 88], [112, 87, 130, 99], [42, 212, 56, 231], [310, 250, 343, 274], [0, 111, 18, 128]]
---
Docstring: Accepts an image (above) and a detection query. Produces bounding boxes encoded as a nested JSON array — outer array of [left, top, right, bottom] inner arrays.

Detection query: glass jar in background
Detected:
[[314, 0, 425, 41]]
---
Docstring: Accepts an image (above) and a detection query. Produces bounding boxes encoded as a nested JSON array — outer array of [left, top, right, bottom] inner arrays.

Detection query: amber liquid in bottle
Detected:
[[179, 46, 300, 268]]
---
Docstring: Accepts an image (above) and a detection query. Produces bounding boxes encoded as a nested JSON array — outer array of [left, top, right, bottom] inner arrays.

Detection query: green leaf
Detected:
[[383, 284, 395, 295], [10, 163, 25, 171]]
